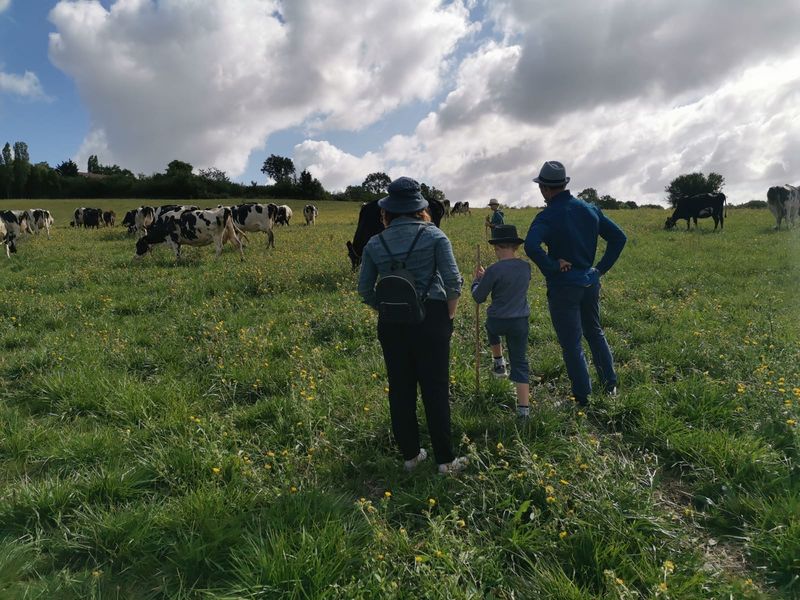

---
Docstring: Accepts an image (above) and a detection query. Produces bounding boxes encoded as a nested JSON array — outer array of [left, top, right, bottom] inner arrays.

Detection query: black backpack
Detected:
[[375, 226, 437, 324]]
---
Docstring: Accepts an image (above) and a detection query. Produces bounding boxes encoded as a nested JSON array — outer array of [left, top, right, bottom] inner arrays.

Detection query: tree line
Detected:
[[1, 139, 732, 207]]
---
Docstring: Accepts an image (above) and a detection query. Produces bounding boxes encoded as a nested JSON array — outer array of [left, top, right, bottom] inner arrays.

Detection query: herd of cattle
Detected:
[[1, 202, 319, 259], [2, 185, 798, 260]]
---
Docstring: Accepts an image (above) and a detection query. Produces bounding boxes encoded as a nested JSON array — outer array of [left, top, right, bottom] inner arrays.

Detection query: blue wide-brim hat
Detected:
[[378, 177, 429, 213], [533, 161, 570, 186]]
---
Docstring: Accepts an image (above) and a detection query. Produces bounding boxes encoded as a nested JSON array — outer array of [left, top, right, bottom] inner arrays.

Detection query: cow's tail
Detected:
[[223, 209, 245, 261]]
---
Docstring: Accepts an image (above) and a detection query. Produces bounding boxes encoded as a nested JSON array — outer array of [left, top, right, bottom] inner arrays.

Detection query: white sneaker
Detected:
[[438, 456, 468, 475], [404, 448, 428, 471]]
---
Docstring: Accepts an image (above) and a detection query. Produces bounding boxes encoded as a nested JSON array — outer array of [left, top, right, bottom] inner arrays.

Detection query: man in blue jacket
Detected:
[[525, 161, 627, 407]]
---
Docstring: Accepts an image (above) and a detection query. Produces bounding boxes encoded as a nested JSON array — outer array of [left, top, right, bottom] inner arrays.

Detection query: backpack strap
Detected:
[[378, 225, 427, 269]]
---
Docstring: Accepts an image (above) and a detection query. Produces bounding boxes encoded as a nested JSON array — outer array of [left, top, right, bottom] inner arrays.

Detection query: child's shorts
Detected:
[[486, 316, 530, 384]]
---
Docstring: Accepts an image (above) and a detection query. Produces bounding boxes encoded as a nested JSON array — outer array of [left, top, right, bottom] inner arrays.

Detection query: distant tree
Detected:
[[362, 172, 392, 195], [198, 167, 230, 183], [597, 194, 621, 210], [55, 159, 80, 177], [0, 143, 10, 199], [297, 169, 325, 200], [420, 182, 446, 205], [578, 188, 599, 204], [738, 200, 768, 209], [261, 154, 295, 183], [27, 162, 60, 198], [665, 172, 725, 207], [12, 141, 31, 197], [166, 159, 193, 177], [623, 200, 638, 209], [88, 154, 100, 173]]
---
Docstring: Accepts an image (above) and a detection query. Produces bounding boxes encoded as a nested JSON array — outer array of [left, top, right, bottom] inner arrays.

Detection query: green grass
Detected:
[[0, 199, 798, 598]]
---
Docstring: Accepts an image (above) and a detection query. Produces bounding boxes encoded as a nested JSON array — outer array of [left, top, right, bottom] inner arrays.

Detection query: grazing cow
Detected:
[[102, 210, 116, 227], [664, 193, 726, 231], [346, 196, 445, 270], [122, 209, 137, 234], [767, 185, 800, 230], [275, 205, 293, 226], [6, 210, 32, 235], [134, 207, 244, 261], [82, 208, 103, 229], [0, 219, 8, 258], [0, 211, 25, 257], [451, 201, 471, 216], [25, 209, 54, 238], [442, 199, 451, 218], [303, 204, 318, 225], [131, 206, 156, 236], [154, 204, 198, 219], [227, 203, 277, 248]]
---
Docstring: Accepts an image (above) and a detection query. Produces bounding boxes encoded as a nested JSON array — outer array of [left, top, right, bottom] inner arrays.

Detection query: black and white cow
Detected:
[[71, 207, 102, 229], [664, 193, 726, 231], [0, 210, 25, 257], [133, 206, 156, 236], [767, 185, 799, 230], [5, 211, 32, 235], [121, 209, 137, 234], [303, 204, 318, 225], [102, 210, 116, 227], [0, 219, 8, 258], [451, 201, 471, 216], [227, 203, 277, 248], [25, 209, 54, 238], [134, 207, 244, 261], [275, 205, 293, 226], [346, 196, 446, 270]]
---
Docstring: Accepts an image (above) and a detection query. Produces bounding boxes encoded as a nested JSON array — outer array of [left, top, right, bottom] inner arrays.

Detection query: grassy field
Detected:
[[0, 199, 798, 599]]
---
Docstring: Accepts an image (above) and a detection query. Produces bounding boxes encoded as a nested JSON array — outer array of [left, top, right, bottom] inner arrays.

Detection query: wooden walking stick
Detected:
[[475, 243, 481, 395]]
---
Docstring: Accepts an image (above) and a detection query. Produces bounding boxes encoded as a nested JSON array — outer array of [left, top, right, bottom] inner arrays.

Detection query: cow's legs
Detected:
[[267, 229, 274, 248]]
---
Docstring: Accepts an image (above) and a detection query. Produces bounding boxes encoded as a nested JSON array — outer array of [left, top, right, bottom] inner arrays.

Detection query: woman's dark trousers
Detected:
[[377, 300, 455, 465]]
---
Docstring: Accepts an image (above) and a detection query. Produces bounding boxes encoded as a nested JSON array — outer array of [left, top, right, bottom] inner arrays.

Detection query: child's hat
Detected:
[[488, 224, 524, 245]]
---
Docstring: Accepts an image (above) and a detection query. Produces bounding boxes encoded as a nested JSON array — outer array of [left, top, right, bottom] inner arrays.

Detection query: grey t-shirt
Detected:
[[471, 257, 531, 318]]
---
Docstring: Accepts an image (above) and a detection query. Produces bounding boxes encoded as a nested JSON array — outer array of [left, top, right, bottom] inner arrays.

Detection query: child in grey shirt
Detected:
[[471, 225, 532, 417]]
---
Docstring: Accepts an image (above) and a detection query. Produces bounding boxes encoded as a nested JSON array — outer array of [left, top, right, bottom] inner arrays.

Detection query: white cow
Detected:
[[0, 211, 25, 257], [8, 210, 32, 234], [767, 185, 800, 229], [225, 203, 277, 248], [25, 209, 54, 238], [303, 204, 318, 225], [275, 205, 293, 226], [134, 207, 244, 261]]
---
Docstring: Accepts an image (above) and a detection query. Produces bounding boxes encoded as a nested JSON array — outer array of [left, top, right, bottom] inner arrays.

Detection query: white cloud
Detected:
[[296, 49, 800, 207], [293, 140, 383, 192], [0, 0, 11, 14], [48, 0, 474, 177], [0, 70, 45, 98]]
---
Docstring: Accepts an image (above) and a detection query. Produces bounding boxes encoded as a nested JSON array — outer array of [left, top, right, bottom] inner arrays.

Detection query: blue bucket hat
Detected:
[[377, 177, 429, 213], [533, 161, 570, 187]]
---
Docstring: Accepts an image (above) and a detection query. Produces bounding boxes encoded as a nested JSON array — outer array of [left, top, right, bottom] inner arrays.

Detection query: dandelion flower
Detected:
[[658, 582, 668, 592], [546, 496, 556, 504], [559, 531, 568, 539], [428, 498, 437, 507], [384, 491, 392, 499], [663, 560, 675, 573], [787, 419, 797, 427], [456, 519, 466, 528], [212, 467, 221, 474]]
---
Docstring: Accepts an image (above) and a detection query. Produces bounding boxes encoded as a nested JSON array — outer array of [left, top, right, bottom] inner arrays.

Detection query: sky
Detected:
[[1, 0, 798, 207]]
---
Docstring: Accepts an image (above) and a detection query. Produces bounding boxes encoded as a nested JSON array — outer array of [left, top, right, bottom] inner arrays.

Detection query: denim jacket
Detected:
[[358, 217, 463, 308]]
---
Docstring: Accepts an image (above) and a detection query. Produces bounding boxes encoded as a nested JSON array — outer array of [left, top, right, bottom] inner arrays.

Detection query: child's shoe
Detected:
[[516, 405, 530, 418], [492, 358, 508, 378]]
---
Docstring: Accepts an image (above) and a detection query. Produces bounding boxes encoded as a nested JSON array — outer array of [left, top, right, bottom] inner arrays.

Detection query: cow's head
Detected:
[[664, 217, 676, 230], [134, 236, 152, 258]]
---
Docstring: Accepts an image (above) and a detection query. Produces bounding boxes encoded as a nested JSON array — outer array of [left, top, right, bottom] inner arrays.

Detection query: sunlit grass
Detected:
[[0, 199, 797, 598]]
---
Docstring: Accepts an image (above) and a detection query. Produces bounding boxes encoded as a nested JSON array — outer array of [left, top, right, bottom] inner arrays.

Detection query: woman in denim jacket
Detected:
[[358, 177, 467, 474]]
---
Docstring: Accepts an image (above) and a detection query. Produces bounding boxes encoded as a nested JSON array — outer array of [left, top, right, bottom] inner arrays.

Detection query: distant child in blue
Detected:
[[471, 224, 532, 417], [485, 198, 505, 233]]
